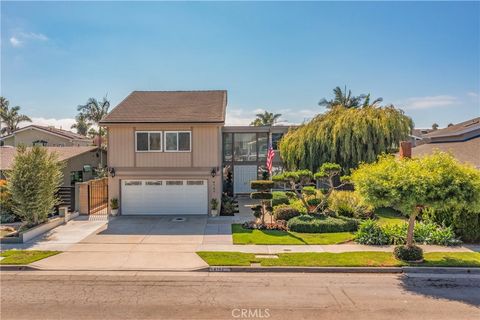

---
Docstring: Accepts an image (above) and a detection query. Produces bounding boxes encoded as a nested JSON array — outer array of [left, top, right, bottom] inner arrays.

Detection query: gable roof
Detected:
[[0, 146, 98, 171], [1, 125, 91, 141], [100, 90, 227, 124], [424, 117, 480, 139]]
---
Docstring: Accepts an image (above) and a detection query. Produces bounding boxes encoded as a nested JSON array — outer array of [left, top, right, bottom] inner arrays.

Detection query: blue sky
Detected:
[[1, 1, 479, 129]]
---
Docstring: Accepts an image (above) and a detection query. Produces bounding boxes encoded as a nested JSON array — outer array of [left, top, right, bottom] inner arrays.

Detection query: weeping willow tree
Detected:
[[279, 105, 413, 172]]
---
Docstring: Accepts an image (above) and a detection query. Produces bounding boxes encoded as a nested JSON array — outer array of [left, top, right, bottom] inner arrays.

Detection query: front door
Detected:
[[234, 165, 257, 194]]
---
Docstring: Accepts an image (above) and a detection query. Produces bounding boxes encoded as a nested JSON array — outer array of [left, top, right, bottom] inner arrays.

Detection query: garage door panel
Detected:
[[121, 179, 208, 215]]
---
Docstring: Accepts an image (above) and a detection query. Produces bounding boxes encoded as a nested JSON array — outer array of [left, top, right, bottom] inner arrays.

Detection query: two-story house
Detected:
[[100, 91, 227, 215], [101, 90, 293, 216]]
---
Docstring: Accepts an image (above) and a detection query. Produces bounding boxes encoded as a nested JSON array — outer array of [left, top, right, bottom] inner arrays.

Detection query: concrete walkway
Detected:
[[1, 215, 108, 252]]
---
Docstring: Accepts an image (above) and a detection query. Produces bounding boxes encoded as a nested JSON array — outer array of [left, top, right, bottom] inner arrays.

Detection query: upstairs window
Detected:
[[136, 131, 162, 152], [165, 131, 191, 152]]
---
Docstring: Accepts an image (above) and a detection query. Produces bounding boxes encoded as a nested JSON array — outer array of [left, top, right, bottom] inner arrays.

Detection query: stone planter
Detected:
[[210, 209, 218, 217], [111, 209, 119, 216]]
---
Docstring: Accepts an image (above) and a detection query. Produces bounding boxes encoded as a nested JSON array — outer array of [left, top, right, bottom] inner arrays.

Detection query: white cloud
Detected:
[[9, 31, 48, 48], [226, 107, 319, 126], [9, 37, 22, 47], [403, 95, 458, 110], [20, 117, 77, 131], [467, 92, 479, 98]]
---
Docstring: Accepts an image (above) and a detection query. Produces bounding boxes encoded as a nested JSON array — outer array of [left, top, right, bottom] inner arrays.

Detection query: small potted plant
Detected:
[[210, 198, 219, 217], [110, 198, 119, 216]]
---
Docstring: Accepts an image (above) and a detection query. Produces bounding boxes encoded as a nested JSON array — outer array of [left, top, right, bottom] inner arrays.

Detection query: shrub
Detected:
[[394, 245, 423, 262], [289, 199, 307, 215], [287, 215, 358, 233], [272, 205, 300, 221], [422, 207, 480, 243], [250, 180, 274, 190], [0, 211, 17, 223], [302, 186, 316, 197], [250, 192, 273, 200], [7, 146, 63, 227], [356, 220, 461, 246], [0, 179, 13, 215], [328, 191, 373, 218], [355, 220, 390, 245], [110, 198, 119, 210], [272, 192, 290, 207]]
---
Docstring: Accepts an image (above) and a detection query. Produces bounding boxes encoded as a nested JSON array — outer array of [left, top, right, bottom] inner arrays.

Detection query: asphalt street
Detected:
[[1, 271, 479, 320]]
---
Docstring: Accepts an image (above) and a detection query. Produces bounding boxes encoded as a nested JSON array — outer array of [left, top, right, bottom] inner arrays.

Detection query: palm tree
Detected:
[[0, 97, 32, 135], [319, 86, 382, 109], [77, 96, 110, 144], [71, 114, 91, 136], [250, 111, 282, 126]]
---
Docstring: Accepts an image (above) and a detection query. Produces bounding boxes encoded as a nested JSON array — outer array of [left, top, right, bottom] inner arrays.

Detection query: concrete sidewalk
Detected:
[[196, 243, 480, 254]]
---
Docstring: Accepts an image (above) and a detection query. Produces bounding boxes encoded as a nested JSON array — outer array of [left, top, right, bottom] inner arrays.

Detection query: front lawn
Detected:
[[232, 224, 354, 245], [375, 207, 406, 226], [0, 250, 60, 265], [197, 251, 480, 268]]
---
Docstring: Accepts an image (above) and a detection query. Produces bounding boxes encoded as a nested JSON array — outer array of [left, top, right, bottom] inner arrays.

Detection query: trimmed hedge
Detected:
[[250, 180, 274, 190], [272, 192, 290, 207], [273, 205, 300, 221], [251, 192, 273, 200], [287, 215, 358, 233], [394, 245, 423, 262]]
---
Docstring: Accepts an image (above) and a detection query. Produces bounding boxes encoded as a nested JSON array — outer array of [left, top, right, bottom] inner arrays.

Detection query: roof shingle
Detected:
[[100, 90, 227, 124]]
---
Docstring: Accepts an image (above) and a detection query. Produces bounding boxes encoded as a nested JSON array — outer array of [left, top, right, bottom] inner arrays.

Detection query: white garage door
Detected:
[[121, 179, 208, 215]]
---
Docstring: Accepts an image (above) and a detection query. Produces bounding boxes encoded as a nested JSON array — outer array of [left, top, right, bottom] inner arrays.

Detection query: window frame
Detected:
[[164, 131, 192, 152], [135, 131, 163, 152]]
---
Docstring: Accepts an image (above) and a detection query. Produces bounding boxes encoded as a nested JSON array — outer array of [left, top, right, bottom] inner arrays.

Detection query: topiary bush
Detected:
[[394, 245, 423, 262], [287, 215, 358, 233], [355, 220, 390, 245], [272, 192, 290, 207], [328, 191, 373, 218], [250, 180, 275, 190], [272, 205, 300, 221], [250, 192, 273, 200]]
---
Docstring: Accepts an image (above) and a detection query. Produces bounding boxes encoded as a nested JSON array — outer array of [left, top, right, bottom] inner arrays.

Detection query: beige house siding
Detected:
[[2, 128, 91, 147], [105, 123, 223, 214]]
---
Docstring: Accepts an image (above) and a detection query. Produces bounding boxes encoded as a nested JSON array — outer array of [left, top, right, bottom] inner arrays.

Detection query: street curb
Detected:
[[0, 265, 38, 271], [208, 266, 404, 273], [402, 266, 480, 274]]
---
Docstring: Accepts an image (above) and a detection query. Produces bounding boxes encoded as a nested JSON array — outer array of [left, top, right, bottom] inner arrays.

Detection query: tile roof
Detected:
[[0, 146, 98, 171], [100, 90, 227, 124], [411, 136, 480, 168]]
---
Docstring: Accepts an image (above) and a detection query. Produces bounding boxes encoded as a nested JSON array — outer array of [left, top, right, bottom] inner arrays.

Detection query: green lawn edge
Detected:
[[0, 250, 61, 265], [231, 224, 355, 245], [197, 251, 480, 268]]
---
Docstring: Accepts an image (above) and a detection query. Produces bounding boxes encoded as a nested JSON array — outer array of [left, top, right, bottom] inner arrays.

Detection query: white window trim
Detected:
[[135, 131, 163, 152], [164, 131, 192, 152]]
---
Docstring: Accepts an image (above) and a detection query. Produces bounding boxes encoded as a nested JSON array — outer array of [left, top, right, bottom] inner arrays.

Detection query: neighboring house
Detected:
[[409, 128, 435, 146], [100, 90, 292, 216], [0, 125, 92, 147], [411, 117, 480, 169], [0, 146, 106, 187]]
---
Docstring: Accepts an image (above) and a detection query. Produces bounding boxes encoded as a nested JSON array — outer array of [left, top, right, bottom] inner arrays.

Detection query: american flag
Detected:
[[266, 143, 275, 175]]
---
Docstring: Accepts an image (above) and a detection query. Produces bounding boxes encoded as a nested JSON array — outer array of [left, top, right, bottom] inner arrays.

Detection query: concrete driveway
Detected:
[[31, 215, 214, 271]]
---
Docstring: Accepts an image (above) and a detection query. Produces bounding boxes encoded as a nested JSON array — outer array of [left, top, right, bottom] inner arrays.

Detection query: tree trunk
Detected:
[[406, 207, 419, 246]]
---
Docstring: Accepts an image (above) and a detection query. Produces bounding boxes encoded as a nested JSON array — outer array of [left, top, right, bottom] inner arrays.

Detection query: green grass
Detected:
[[375, 207, 406, 226], [197, 251, 480, 268], [0, 250, 60, 265], [422, 252, 480, 267], [232, 224, 354, 245]]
